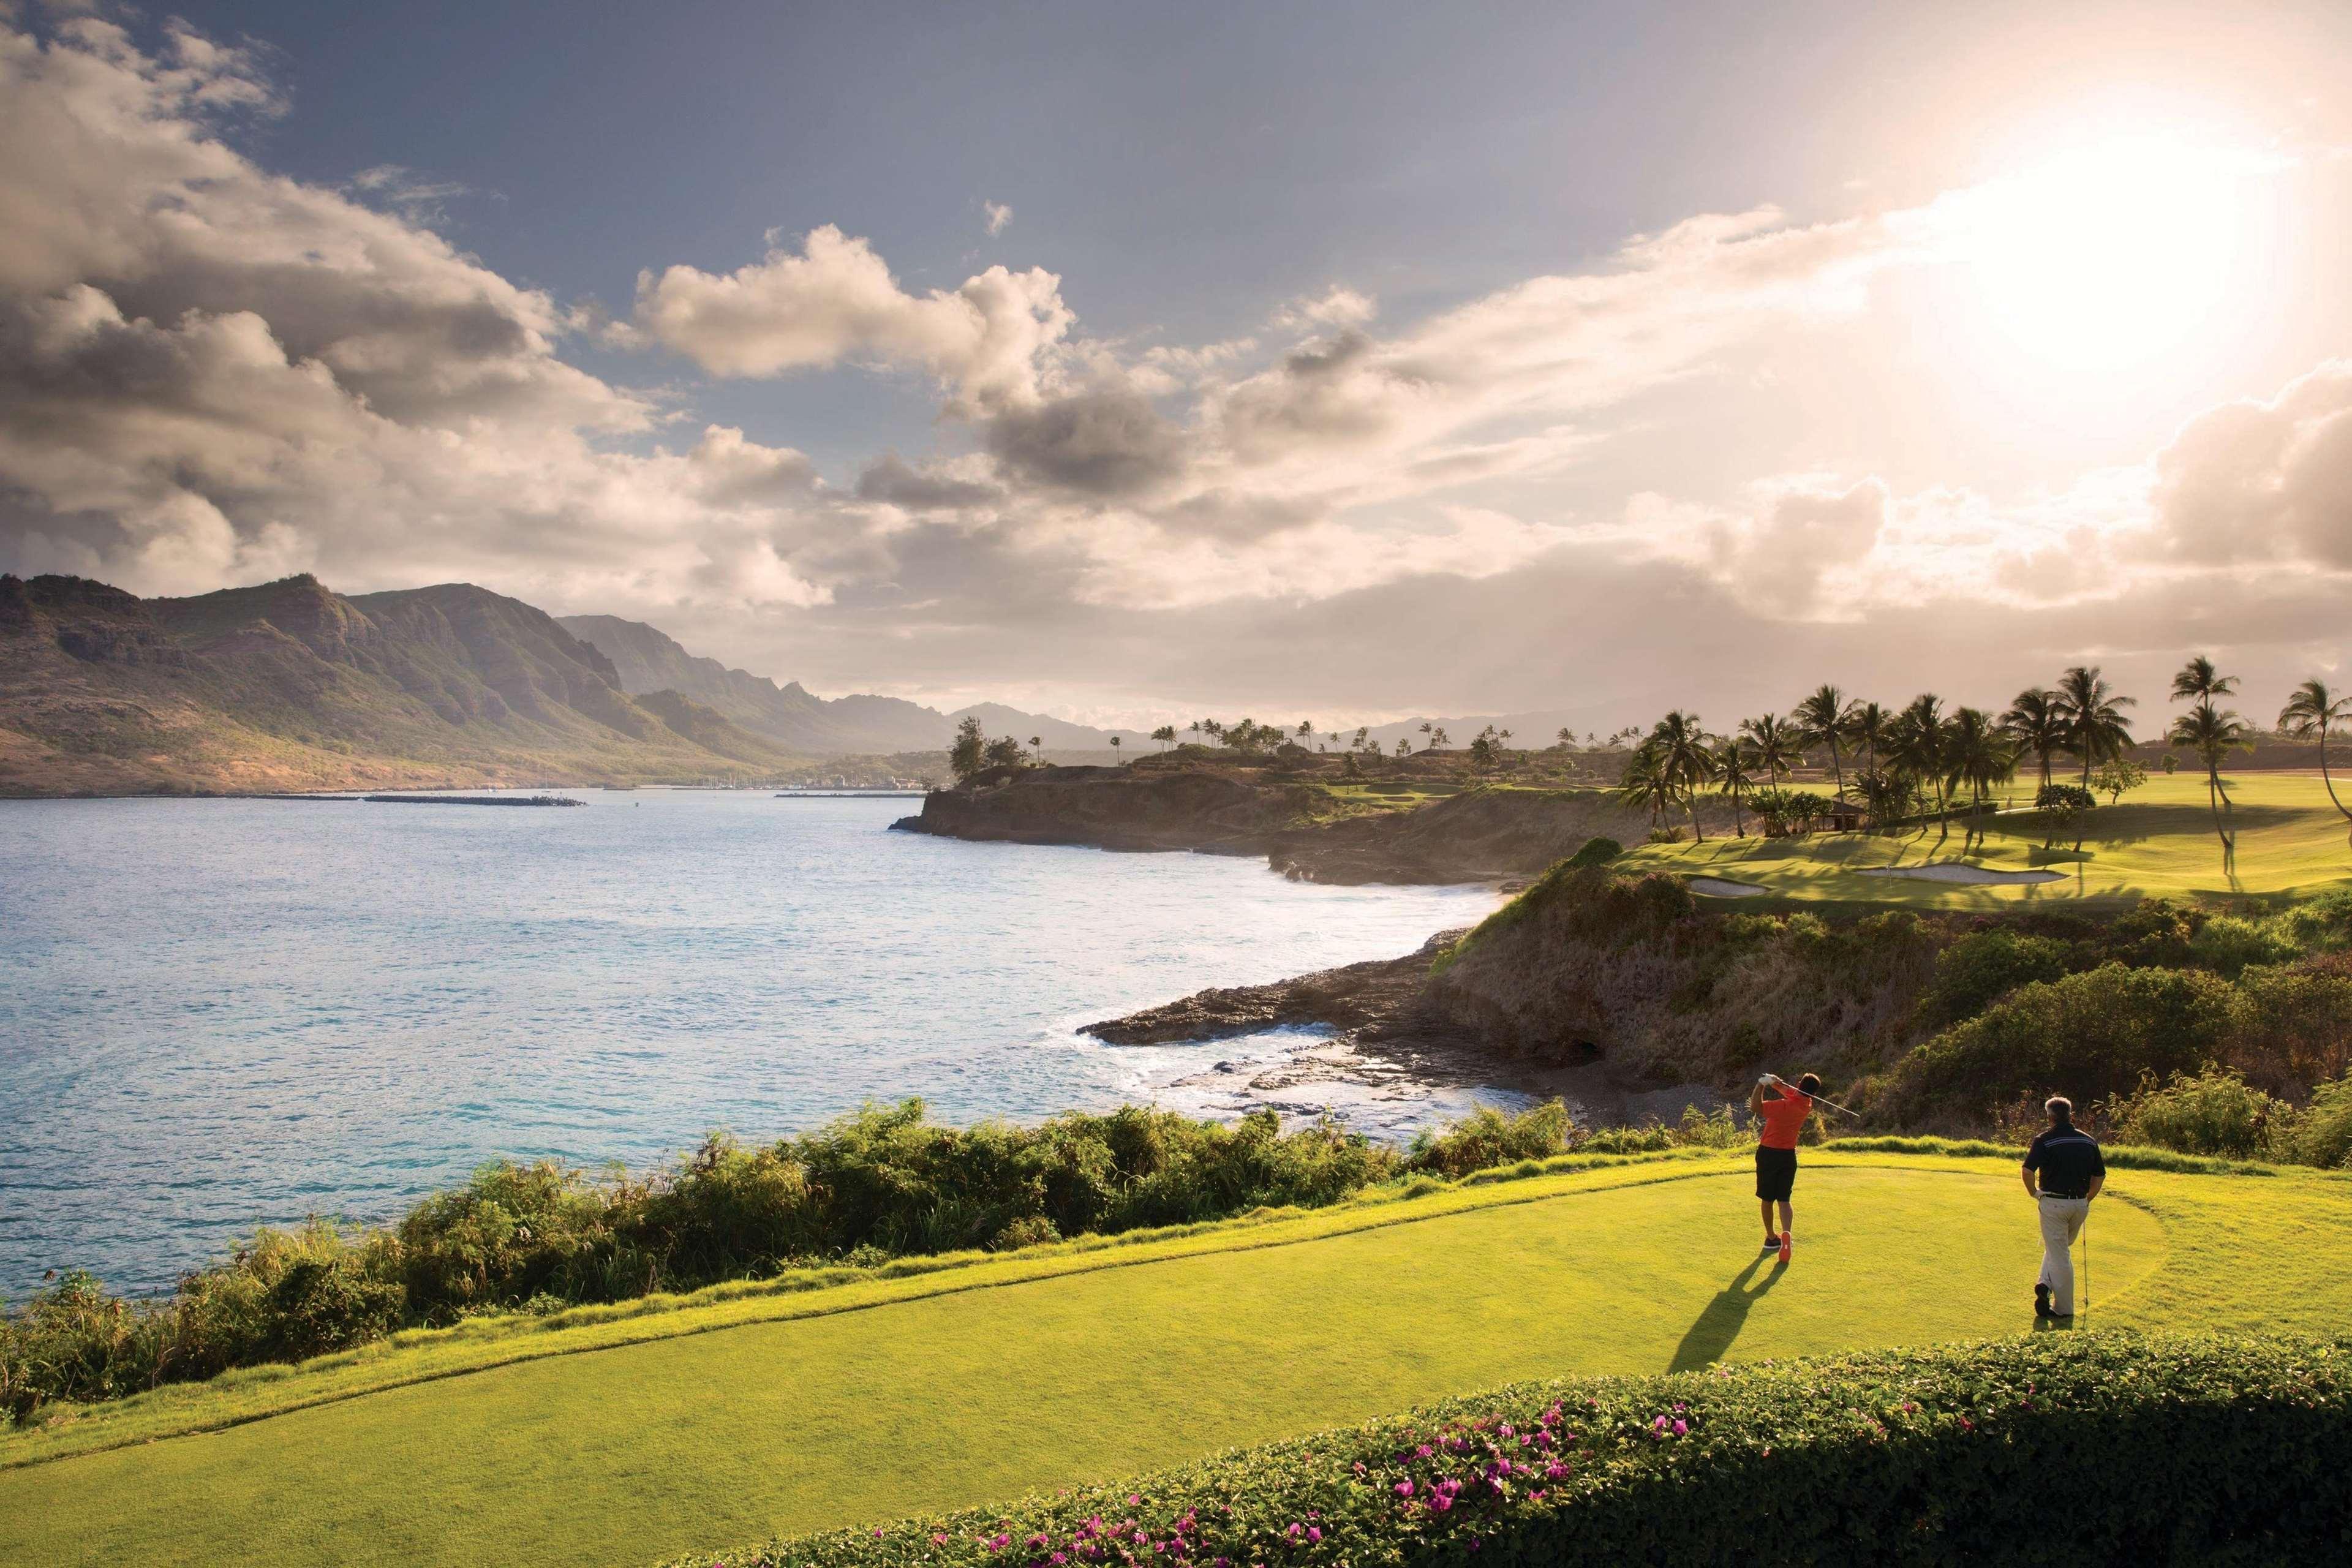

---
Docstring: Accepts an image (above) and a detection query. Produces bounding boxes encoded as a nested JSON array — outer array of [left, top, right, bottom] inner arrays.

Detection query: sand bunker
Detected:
[[1689, 876, 1771, 897], [1857, 863, 2064, 885]]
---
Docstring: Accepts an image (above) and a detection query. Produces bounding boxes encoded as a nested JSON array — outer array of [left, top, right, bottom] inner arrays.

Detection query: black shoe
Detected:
[[1763, 1235, 1781, 1255], [2034, 1284, 2052, 1321]]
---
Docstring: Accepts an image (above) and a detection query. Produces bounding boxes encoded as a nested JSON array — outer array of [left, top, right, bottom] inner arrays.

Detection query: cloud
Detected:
[[0, 17, 834, 614], [2153, 360, 2352, 570], [979, 381, 1191, 499], [628, 223, 1072, 409], [983, 200, 1012, 236], [5, 13, 2350, 725], [853, 453, 1003, 512], [348, 164, 472, 227], [1272, 285, 1374, 331]]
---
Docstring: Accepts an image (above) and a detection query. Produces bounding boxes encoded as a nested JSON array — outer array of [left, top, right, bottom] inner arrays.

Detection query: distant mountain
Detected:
[[0, 573, 814, 796], [557, 614, 1150, 755]]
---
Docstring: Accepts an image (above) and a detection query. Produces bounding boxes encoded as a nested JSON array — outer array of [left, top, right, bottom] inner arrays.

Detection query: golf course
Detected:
[[1619, 771, 2352, 908], [7, 1145, 2350, 1568]]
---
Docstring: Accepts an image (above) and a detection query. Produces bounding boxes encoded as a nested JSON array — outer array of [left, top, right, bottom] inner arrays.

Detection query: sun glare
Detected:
[[1941, 134, 2278, 379]]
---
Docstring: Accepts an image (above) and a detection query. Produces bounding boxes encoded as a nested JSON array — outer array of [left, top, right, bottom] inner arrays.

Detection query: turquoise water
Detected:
[[0, 791, 1499, 1297]]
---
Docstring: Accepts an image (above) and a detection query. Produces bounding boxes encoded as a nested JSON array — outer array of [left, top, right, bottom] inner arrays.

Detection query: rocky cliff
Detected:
[[897, 761, 1716, 884]]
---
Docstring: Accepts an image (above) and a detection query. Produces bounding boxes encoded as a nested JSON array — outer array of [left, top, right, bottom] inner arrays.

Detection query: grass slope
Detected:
[[1618, 772, 2352, 909], [7, 1151, 2350, 1568]]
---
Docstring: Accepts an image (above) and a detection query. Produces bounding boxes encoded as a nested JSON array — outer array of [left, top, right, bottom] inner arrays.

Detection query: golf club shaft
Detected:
[[1768, 1076, 1860, 1119]]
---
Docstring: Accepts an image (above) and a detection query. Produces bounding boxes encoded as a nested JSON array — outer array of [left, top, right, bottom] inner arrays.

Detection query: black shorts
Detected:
[[1755, 1145, 1798, 1202]]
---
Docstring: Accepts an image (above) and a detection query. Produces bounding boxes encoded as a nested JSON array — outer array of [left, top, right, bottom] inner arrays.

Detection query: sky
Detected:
[[3, 0, 2351, 733]]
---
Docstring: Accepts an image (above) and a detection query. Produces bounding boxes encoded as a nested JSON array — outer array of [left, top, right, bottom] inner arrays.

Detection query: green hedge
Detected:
[[671, 1332, 2350, 1568]]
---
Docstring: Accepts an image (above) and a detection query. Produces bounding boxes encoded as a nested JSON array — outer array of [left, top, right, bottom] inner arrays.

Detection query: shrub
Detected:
[[1406, 1101, 1573, 1177], [2273, 889, 2352, 952], [671, 1332, 2352, 1568], [1917, 927, 2071, 1026], [2286, 1073, 2352, 1169], [2103, 1068, 2292, 1161], [1564, 835, 1620, 867], [1, 1100, 1401, 1423], [2233, 959, 2352, 1087], [1645, 825, 1684, 844], [2188, 914, 2300, 978], [1887, 962, 2241, 1120]]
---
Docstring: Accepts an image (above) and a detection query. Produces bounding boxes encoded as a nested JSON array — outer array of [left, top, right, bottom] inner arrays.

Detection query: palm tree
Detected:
[[1850, 766, 1908, 833], [1888, 694, 1949, 821], [2170, 657, 2250, 848], [1713, 734, 1760, 837], [1945, 706, 2013, 813], [1152, 724, 1177, 752], [2052, 665, 2136, 788], [2279, 678, 2352, 824], [1648, 710, 1719, 843], [1740, 712, 1802, 786], [1792, 685, 1855, 801], [2000, 688, 2067, 791], [1843, 701, 1891, 783], [2170, 697, 2253, 847], [1615, 741, 1675, 829], [2169, 654, 2236, 705], [1556, 726, 1574, 748], [1110, 735, 1122, 764]]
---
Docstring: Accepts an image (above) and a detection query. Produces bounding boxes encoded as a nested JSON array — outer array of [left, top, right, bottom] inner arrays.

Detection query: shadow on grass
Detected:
[[1665, 1253, 1786, 1373]]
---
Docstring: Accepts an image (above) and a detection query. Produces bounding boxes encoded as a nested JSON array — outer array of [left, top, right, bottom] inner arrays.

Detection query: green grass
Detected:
[[6, 1149, 2350, 1568], [1619, 772, 2352, 909]]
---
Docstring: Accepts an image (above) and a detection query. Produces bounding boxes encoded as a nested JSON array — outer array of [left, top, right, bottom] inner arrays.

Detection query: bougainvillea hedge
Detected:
[[673, 1331, 2350, 1568]]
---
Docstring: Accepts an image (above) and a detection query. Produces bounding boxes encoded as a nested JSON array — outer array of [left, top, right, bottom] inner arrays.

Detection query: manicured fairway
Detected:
[[7, 1150, 2350, 1568], [1618, 772, 2352, 908]]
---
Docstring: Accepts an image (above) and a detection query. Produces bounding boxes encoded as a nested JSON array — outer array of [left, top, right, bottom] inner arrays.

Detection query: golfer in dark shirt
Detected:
[[2022, 1095, 2105, 1319]]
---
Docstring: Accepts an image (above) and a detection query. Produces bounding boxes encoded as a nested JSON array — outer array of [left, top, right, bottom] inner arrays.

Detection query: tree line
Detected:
[[1614, 664, 2351, 848]]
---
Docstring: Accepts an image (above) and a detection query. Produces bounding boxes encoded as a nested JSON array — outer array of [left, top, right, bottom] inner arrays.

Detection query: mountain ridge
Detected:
[[0, 572, 823, 796], [554, 612, 1150, 754]]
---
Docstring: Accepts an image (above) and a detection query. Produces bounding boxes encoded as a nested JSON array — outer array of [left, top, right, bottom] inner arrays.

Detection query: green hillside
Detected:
[[1619, 772, 2352, 908], [6, 1148, 2346, 1568]]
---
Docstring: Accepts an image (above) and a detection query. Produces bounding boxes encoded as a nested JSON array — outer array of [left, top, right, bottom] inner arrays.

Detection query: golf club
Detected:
[[1765, 1073, 1861, 1120], [2088, 1204, 2107, 1325]]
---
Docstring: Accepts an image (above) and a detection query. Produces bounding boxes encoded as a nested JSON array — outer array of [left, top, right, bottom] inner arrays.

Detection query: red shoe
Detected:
[[1778, 1233, 1793, 1264]]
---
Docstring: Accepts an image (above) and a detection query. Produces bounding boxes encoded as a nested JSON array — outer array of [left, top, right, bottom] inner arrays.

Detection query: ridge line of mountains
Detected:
[[0, 572, 1139, 797]]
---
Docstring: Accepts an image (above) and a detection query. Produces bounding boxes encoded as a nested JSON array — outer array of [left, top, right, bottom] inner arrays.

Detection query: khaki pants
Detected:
[[2037, 1194, 2090, 1316]]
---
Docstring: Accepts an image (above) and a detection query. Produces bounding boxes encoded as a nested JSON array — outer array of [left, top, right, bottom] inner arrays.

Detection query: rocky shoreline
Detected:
[[1080, 927, 1727, 1131]]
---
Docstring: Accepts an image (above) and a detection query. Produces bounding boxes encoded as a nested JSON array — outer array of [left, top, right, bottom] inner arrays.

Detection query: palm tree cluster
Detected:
[[1609, 657, 2351, 844]]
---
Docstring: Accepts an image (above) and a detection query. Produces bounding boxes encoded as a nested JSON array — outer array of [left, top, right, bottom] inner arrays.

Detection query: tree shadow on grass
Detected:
[[1667, 1253, 1787, 1373]]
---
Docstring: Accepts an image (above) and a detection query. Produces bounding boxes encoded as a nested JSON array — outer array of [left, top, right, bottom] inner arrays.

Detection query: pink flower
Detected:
[[1431, 1495, 1453, 1513], [934, 1535, 950, 1546], [1673, 1420, 1689, 1436], [1394, 1480, 1413, 1497], [1306, 1529, 1321, 1544]]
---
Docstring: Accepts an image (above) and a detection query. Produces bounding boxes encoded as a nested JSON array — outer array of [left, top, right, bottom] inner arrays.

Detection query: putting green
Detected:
[[5, 1151, 2347, 1568], [1618, 772, 2352, 909]]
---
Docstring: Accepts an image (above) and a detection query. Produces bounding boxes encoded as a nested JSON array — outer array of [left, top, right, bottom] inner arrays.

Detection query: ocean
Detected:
[[0, 790, 1505, 1297]]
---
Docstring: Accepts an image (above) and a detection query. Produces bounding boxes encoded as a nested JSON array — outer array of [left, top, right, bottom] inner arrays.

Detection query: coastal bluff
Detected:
[[892, 760, 1691, 884]]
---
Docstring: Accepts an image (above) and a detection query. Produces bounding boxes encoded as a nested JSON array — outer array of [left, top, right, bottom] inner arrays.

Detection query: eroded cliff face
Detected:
[[1427, 867, 1942, 1090], [897, 764, 1722, 885], [895, 765, 1321, 853]]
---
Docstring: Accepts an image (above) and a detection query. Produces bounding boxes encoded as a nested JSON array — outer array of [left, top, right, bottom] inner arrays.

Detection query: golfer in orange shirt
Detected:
[[1747, 1071, 1819, 1264]]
